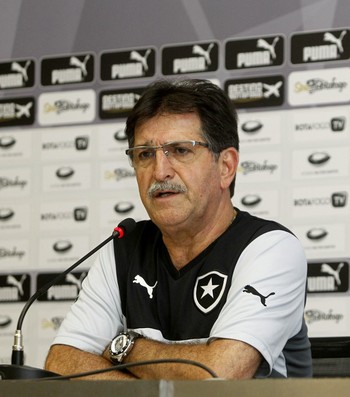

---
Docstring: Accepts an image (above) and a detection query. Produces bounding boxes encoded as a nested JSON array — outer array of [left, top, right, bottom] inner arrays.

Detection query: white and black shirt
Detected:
[[54, 209, 312, 377]]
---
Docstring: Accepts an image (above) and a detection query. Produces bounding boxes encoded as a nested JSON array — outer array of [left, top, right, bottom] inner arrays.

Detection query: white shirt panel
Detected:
[[53, 241, 123, 354], [210, 230, 307, 376]]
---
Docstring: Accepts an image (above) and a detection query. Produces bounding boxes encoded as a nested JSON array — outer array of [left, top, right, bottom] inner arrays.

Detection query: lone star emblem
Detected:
[[194, 271, 228, 313], [200, 278, 220, 299]]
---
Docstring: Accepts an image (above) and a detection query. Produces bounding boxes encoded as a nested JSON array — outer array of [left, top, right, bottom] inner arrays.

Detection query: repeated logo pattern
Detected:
[[0, 15, 350, 369]]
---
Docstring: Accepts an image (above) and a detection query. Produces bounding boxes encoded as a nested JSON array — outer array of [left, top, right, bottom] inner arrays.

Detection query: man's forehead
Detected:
[[134, 113, 203, 144], [136, 111, 200, 126]]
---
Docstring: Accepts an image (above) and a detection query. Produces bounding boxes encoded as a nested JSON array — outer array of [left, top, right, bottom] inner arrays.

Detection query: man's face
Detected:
[[132, 112, 227, 231]]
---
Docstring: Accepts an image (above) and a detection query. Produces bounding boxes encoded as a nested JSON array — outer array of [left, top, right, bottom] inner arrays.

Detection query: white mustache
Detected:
[[147, 181, 187, 198]]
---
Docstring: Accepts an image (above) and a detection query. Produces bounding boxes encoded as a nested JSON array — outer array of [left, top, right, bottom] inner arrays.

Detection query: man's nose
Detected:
[[152, 149, 174, 180]]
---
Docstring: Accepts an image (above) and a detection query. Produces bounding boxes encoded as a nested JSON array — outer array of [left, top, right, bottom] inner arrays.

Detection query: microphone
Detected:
[[0, 218, 136, 380]]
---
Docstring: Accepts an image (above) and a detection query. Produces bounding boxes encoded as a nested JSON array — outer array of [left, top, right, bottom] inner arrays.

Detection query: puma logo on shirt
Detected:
[[133, 275, 158, 299], [243, 285, 275, 306]]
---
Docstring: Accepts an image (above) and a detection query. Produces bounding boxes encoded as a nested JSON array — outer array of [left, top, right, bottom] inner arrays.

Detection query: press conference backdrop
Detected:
[[0, 0, 349, 369]]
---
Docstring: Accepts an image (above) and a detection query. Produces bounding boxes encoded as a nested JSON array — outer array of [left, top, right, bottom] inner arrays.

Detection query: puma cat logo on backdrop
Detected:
[[321, 262, 344, 286], [133, 275, 158, 299], [243, 285, 275, 306]]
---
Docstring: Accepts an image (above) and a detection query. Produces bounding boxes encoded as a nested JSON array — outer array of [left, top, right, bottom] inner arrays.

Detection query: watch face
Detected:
[[115, 335, 127, 351], [113, 334, 128, 353]]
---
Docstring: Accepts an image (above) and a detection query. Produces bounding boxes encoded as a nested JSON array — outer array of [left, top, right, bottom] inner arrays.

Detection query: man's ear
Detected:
[[219, 147, 239, 191]]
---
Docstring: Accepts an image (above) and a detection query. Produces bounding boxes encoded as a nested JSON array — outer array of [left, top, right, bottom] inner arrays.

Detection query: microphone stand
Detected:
[[0, 220, 134, 380]]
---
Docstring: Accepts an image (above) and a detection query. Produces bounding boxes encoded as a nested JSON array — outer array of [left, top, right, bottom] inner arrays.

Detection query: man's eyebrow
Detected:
[[134, 137, 159, 145], [133, 142, 153, 147]]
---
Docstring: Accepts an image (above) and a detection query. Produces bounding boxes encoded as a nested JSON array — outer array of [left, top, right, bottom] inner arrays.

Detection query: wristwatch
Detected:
[[108, 330, 141, 364]]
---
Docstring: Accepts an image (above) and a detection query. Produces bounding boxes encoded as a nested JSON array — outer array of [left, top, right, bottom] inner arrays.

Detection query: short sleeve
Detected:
[[53, 241, 124, 354], [210, 230, 307, 377]]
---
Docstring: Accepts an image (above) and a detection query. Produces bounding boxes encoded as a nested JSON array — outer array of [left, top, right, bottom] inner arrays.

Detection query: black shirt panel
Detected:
[[113, 209, 292, 341]]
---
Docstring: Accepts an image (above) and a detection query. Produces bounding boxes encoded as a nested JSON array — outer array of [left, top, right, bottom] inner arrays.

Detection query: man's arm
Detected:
[[45, 344, 137, 380], [105, 338, 262, 380]]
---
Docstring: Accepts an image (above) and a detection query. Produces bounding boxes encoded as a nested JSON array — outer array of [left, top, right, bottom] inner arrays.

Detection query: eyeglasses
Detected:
[[125, 140, 209, 168]]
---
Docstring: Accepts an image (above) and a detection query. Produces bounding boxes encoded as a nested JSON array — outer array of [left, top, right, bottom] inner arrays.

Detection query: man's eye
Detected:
[[139, 150, 155, 160], [173, 146, 191, 155]]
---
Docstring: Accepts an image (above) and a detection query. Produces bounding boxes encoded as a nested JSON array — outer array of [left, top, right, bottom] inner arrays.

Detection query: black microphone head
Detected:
[[118, 218, 136, 233], [113, 218, 136, 238]]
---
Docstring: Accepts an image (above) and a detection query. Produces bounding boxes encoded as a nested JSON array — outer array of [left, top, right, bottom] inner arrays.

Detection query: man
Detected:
[[45, 79, 312, 379]]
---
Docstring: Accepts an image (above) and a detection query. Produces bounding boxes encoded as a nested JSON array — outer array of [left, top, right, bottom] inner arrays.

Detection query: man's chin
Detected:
[[150, 212, 187, 229]]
